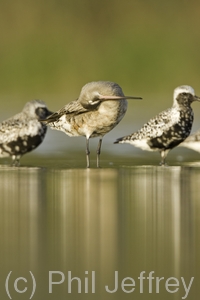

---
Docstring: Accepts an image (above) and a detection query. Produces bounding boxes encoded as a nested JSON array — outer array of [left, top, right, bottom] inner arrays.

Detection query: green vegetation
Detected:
[[0, 0, 200, 110]]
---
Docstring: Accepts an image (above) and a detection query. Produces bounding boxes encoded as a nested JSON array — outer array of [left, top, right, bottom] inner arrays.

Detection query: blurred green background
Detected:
[[0, 0, 200, 159], [1, 0, 200, 104]]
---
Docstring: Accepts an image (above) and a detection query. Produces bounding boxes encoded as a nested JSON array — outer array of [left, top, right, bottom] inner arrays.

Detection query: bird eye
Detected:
[[92, 92, 101, 100], [93, 95, 100, 101], [88, 94, 100, 104]]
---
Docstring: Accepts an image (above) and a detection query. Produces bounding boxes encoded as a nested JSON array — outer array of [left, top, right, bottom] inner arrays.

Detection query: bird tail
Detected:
[[114, 136, 128, 144], [114, 133, 137, 144]]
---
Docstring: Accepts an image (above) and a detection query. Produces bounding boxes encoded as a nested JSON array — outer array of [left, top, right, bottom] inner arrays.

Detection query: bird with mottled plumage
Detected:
[[0, 100, 53, 165], [42, 81, 142, 168], [114, 85, 200, 165]]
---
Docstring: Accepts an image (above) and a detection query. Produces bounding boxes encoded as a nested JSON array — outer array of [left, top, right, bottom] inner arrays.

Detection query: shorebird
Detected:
[[114, 85, 200, 165], [180, 129, 200, 153], [0, 100, 52, 165], [42, 81, 142, 168]]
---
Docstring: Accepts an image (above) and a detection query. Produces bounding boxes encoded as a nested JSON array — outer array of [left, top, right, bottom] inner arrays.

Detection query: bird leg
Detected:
[[96, 138, 102, 168], [86, 138, 90, 168], [159, 150, 169, 166], [11, 155, 21, 167]]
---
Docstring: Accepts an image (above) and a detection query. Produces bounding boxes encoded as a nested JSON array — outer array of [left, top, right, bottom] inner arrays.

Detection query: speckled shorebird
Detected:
[[42, 81, 142, 168], [180, 129, 200, 153], [0, 100, 52, 165], [114, 85, 200, 165]]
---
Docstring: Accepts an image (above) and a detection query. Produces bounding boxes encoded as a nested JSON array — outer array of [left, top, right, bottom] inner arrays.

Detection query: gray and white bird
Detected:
[[0, 100, 53, 165], [180, 129, 200, 153], [42, 81, 142, 168], [115, 85, 200, 165]]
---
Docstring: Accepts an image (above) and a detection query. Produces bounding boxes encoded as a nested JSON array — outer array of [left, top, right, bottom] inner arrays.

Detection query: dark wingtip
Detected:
[[40, 112, 59, 124], [40, 119, 48, 124], [114, 137, 123, 144], [39, 117, 50, 123]]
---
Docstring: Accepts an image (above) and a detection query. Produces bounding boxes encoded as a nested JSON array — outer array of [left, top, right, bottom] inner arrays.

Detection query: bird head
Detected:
[[78, 81, 142, 109], [23, 100, 53, 120], [173, 85, 200, 108]]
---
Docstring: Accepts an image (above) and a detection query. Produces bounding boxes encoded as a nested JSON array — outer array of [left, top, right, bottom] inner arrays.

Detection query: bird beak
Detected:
[[194, 95, 200, 102], [39, 110, 54, 122], [45, 110, 54, 117], [98, 94, 142, 101]]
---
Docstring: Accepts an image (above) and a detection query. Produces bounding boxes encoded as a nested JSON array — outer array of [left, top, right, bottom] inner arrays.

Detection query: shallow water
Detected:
[[0, 157, 200, 300]]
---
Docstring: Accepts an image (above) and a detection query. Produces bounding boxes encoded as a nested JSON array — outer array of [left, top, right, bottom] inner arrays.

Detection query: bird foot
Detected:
[[11, 161, 20, 167], [159, 161, 168, 167]]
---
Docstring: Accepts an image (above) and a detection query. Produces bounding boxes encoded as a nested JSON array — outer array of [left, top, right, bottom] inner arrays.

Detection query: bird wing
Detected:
[[130, 108, 179, 140], [42, 100, 88, 123], [0, 120, 23, 143], [0, 118, 40, 144]]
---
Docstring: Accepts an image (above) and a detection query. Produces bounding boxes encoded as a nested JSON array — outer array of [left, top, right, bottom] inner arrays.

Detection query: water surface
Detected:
[[0, 158, 200, 299]]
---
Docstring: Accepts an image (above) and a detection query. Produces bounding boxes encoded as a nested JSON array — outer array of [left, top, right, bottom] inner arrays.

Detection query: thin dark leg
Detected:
[[86, 138, 90, 168], [12, 155, 21, 167], [159, 158, 165, 166], [96, 138, 102, 168], [159, 150, 168, 166]]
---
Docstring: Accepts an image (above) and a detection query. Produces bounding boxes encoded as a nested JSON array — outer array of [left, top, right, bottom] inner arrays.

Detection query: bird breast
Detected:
[[50, 99, 128, 138], [98, 99, 127, 120], [88, 99, 128, 137]]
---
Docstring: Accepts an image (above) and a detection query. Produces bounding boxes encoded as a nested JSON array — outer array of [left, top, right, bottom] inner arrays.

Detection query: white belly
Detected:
[[125, 139, 155, 152]]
